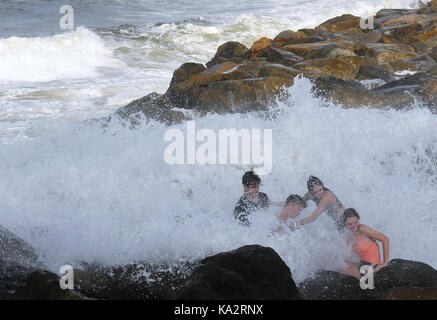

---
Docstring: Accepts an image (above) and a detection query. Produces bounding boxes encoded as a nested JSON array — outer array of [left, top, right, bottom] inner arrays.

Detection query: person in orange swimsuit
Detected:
[[343, 208, 390, 279]]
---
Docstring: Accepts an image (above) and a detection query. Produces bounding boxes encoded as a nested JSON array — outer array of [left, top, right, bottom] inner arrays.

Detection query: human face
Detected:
[[345, 216, 360, 232], [244, 183, 259, 196], [284, 202, 304, 219], [312, 184, 324, 199]]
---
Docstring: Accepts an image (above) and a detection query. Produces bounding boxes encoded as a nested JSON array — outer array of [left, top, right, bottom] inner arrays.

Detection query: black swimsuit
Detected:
[[233, 192, 269, 226], [313, 188, 345, 231]]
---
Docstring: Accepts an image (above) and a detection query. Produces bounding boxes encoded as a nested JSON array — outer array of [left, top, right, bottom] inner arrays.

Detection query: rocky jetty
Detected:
[[113, 1, 437, 125], [1, 226, 436, 300]]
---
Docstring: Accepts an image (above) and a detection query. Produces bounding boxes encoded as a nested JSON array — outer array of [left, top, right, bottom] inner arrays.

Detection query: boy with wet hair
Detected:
[[233, 171, 283, 226]]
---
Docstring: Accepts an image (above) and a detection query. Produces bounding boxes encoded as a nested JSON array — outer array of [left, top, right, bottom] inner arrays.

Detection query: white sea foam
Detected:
[[0, 27, 122, 82], [1, 78, 436, 282]]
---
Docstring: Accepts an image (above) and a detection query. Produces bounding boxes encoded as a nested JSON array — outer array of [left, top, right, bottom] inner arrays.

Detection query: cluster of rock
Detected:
[[113, 1, 437, 125], [2, 223, 436, 300]]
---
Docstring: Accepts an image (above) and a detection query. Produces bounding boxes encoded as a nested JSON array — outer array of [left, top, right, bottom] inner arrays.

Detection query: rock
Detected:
[[250, 37, 272, 57], [14, 270, 87, 300], [343, 30, 382, 44], [165, 62, 254, 109], [298, 270, 370, 300], [206, 41, 250, 68], [408, 24, 437, 42], [407, 54, 437, 71], [0, 264, 37, 299], [285, 29, 337, 45], [432, 0, 437, 8], [168, 62, 206, 89], [371, 72, 437, 101], [272, 30, 296, 47], [316, 14, 362, 34], [387, 59, 420, 73], [177, 245, 301, 300], [266, 47, 304, 66], [303, 43, 357, 60], [379, 24, 424, 43], [196, 77, 294, 114], [292, 56, 364, 80], [282, 42, 337, 57], [74, 261, 197, 300], [359, 43, 416, 63], [0, 225, 42, 267], [382, 287, 437, 300], [257, 63, 302, 79], [357, 65, 395, 82], [312, 77, 413, 108], [299, 259, 437, 300], [112, 92, 186, 126]]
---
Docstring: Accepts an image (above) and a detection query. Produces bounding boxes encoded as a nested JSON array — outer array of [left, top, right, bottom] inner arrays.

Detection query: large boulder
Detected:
[[73, 261, 198, 300], [359, 43, 416, 63], [206, 41, 250, 68], [316, 14, 363, 34], [299, 259, 437, 300], [177, 245, 301, 300], [111, 92, 186, 126], [266, 47, 304, 66], [196, 77, 294, 114], [292, 56, 364, 80]]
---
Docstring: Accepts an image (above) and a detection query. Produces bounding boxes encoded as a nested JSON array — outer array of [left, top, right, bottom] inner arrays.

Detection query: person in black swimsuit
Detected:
[[298, 176, 346, 231], [233, 171, 284, 226]]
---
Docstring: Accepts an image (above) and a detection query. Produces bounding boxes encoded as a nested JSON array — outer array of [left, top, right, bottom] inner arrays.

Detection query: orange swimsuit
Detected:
[[353, 233, 381, 265]]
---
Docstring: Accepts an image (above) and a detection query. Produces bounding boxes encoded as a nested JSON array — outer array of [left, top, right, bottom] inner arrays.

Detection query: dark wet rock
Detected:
[[196, 77, 294, 114], [299, 259, 437, 300], [206, 41, 250, 68], [284, 29, 337, 45], [343, 30, 382, 45], [316, 14, 362, 34], [266, 47, 304, 66], [13, 270, 87, 300], [379, 24, 424, 44], [282, 42, 338, 58], [387, 59, 420, 73], [74, 261, 198, 300], [177, 245, 301, 300], [312, 77, 413, 108], [111, 92, 186, 126], [357, 65, 396, 82], [371, 72, 437, 101], [257, 63, 302, 79]]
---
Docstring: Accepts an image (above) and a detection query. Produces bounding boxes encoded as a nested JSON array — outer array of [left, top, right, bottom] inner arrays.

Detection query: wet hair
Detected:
[[307, 175, 324, 192], [285, 194, 307, 208], [343, 208, 360, 223], [242, 171, 261, 187]]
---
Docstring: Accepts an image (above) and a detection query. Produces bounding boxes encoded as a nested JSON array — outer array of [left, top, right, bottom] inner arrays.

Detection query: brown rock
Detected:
[[282, 42, 337, 57], [292, 56, 364, 80], [251, 37, 272, 57], [313, 77, 413, 108], [357, 65, 395, 82], [196, 77, 294, 114], [304, 43, 357, 59], [379, 24, 424, 43], [272, 30, 296, 46], [360, 43, 416, 63], [266, 47, 304, 66], [206, 41, 250, 68], [408, 24, 437, 42], [388, 60, 420, 73], [168, 62, 207, 89], [343, 30, 382, 44], [316, 14, 362, 34], [257, 63, 302, 79]]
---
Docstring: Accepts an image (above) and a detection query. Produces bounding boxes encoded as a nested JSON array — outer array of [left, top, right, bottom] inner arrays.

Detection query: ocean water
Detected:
[[1, 0, 435, 283]]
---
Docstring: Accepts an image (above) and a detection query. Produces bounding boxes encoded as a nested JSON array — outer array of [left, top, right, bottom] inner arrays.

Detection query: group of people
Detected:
[[233, 171, 390, 279]]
